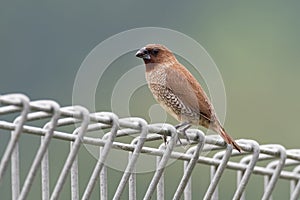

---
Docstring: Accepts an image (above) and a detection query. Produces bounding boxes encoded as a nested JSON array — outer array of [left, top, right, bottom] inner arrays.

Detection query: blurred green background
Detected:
[[1, 0, 300, 199]]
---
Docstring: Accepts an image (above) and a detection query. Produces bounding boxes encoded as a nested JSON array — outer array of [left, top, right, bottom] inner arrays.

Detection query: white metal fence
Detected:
[[0, 94, 300, 200]]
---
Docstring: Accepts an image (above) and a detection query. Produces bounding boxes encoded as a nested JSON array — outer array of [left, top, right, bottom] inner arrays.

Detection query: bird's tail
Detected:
[[218, 127, 241, 152]]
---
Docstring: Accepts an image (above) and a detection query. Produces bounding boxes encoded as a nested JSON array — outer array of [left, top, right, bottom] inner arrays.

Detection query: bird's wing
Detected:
[[165, 65, 215, 122]]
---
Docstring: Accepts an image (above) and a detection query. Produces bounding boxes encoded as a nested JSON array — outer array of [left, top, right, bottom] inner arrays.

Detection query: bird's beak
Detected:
[[135, 47, 151, 60]]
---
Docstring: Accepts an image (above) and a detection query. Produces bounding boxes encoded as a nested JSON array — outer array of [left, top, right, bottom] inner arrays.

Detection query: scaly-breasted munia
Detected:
[[136, 44, 241, 152]]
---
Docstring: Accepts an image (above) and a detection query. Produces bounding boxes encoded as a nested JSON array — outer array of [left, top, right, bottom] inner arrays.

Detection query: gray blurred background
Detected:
[[1, 1, 300, 199]]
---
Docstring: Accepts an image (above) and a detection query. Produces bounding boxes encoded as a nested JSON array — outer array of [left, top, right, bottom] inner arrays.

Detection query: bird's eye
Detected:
[[152, 48, 159, 56]]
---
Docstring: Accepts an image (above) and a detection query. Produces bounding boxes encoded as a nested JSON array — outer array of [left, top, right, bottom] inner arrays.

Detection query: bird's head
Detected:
[[135, 44, 176, 65]]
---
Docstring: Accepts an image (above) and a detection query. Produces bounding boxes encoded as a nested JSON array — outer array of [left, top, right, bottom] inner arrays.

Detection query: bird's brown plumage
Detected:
[[136, 44, 241, 152]]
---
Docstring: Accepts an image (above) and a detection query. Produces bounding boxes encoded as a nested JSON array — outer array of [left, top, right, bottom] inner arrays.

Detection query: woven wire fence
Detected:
[[0, 94, 300, 200]]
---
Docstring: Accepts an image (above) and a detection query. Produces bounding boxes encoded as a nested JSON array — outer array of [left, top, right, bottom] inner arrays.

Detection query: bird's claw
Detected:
[[175, 122, 191, 144]]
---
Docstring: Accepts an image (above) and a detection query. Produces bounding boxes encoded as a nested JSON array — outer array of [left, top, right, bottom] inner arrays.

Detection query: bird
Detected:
[[135, 44, 241, 152]]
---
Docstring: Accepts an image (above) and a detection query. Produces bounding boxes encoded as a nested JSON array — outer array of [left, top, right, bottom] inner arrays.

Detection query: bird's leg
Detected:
[[180, 124, 191, 144], [175, 121, 191, 144]]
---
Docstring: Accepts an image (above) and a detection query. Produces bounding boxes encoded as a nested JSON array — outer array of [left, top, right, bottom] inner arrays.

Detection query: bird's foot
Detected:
[[175, 122, 191, 144]]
